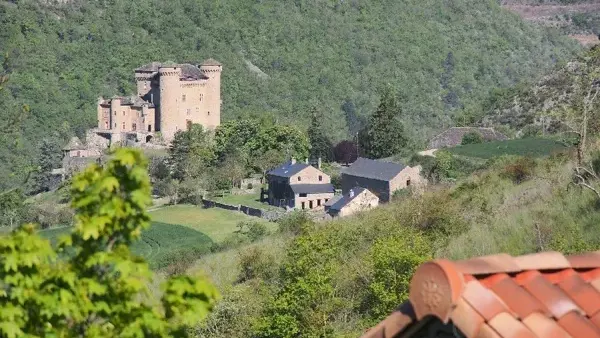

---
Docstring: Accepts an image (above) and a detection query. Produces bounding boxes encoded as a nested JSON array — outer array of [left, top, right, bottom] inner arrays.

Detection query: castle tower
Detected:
[[158, 66, 182, 141], [199, 59, 222, 129]]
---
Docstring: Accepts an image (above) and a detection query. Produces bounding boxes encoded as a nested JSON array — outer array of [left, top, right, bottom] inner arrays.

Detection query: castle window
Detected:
[[122, 122, 125, 130], [196, 107, 199, 114], [200, 93, 203, 102], [186, 108, 191, 115], [182, 94, 186, 102], [132, 123, 137, 131], [114, 123, 117, 128], [123, 111, 125, 116], [207, 111, 210, 116]]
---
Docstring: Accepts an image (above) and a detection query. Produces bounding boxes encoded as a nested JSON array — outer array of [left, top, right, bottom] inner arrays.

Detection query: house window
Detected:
[[299, 193, 307, 197], [182, 94, 186, 102], [148, 125, 152, 132], [325, 198, 329, 203], [122, 111, 125, 116], [132, 123, 137, 131], [105, 121, 109, 129], [318, 175, 323, 181], [301, 202, 305, 209], [76, 151, 81, 157], [297, 177, 301, 182], [309, 200, 313, 209], [122, 122, 125, 130], [406, 178, 411, 186], [317, 199, 321, 206]]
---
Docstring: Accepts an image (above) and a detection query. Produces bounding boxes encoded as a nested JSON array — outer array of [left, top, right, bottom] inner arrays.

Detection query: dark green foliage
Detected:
[[447, 138, 569, 159], [0, 188, 26, 228], [277, 210, 314, 236], [31, 138, 63, 193], [461, 131, 484, 145], [0, 0, 581, 190], [168, 124, 216, 181], [307, 108, 333, 161], [360, 86, 408, 159]]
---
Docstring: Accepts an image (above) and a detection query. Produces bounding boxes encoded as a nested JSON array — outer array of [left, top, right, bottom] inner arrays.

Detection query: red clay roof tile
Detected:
[[360, 250, 600, 338], [522, 312, 571, 338], [557, 311, 600, 338]]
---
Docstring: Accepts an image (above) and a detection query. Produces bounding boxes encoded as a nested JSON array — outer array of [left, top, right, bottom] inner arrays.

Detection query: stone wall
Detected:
[[202, 198, 286, 221]]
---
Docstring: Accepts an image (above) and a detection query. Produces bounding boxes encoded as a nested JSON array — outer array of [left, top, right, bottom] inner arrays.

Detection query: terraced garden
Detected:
[[446, 138, 569, 159]]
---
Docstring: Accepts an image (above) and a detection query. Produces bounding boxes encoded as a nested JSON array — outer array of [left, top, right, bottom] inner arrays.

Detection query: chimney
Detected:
[[349, 189, 354, 198], [291, 157, 296, 165], [317, 157, 322, 169]]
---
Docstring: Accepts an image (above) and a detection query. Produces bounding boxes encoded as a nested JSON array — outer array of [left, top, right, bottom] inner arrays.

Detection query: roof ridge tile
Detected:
[[514, 251, 571, 271]]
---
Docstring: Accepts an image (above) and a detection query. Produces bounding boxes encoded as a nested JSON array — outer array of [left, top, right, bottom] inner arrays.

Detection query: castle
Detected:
[[94, 59, 222, 144]]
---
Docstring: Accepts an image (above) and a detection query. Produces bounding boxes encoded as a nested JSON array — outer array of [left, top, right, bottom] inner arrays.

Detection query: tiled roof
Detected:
[[329, 186, 368, 211], [427, 127, 508, 149], [290, 183, 334, 194], [361, 250, 600, 338], [267, 161, 310, 178], [342, 158, 406, 182]]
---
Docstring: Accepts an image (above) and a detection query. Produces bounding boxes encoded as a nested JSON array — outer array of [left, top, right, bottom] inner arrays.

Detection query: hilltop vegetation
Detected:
[[0, 0, 582, 190]]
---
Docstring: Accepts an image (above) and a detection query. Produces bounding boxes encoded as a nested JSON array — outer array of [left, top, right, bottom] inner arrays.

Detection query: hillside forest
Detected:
[[0, 0, 583, 191]]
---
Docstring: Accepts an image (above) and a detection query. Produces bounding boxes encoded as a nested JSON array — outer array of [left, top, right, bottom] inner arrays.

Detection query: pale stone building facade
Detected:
[[95, 59, 222, 144], [266, 159, 334, 210]]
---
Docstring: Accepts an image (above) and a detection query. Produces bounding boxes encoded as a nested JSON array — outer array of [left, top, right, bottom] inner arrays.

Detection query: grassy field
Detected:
[[446, 138, 569, 159], [213, 193, 281, 211], [39, 222, 214, 269], [148, 204, 276, 243]]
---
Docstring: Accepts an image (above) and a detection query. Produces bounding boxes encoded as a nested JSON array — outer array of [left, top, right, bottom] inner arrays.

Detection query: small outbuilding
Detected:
[[327, 187, 379, 218]]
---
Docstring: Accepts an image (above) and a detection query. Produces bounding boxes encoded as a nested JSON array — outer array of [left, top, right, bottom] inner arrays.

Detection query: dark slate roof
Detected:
[[267, 161, 310, 178], [427, 127, 508, 149], [290, 184, 334, 194], [324, 195, 343, 207], [134, 62, 209, 80], [329, 187, 368, 211], [342, 157, 405, 181]]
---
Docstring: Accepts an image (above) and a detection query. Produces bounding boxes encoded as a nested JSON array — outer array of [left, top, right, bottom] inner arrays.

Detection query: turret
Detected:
[[199, 59, 222, 129], [158, 66, 182, 141], [110, 97, 121, 130]]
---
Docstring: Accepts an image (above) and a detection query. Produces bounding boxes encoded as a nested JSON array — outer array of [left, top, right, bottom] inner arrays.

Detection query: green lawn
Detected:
[[446, 138, 569, 159], [39, 222, 214, 269], [149, 204, 276, 243], [213, 193, 281, 211]]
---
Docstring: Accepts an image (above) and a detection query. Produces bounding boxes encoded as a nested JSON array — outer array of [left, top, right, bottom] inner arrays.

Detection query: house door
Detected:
[[301, 202, 305, 210], [309, 200, 313, 209]]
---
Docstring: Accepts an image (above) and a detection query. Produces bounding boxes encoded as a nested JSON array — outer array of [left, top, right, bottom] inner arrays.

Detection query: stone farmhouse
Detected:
[[326, 187, 379, 218], [93, 59, 222, 145], [428, 127, 507, 150], [341, 157, 423, 204], [266, 158, 334, 210]]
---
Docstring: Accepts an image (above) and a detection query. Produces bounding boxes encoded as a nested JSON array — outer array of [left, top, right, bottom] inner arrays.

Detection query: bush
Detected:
[[461, 131, 484, 145], [277, 210, 314, 235], [237, 221, 270, 242], [237, 247, 277, 283], [500, 157, 536, 184]]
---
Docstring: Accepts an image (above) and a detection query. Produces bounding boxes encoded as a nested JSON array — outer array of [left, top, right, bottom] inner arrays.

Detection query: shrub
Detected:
[[461, 131, 484, 145], [277, 210, 314, 235], [500, 157, 536, 184], [237, 246, 277, 283], [237, 220, 270, 242]]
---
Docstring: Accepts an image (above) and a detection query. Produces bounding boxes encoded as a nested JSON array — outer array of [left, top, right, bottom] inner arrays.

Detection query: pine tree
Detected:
[[362, 85, 408, 159], [307, 107, 333, 161]]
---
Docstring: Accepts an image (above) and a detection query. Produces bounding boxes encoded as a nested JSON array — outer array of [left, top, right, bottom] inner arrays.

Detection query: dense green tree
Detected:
[[307, 107, 333, 161], [461, 131, 484, 145], [360, 86, 409, 159], [255, 149, 286, 181], [168, 124, 215, 181], [0, 148, 219, 337], [31, 138, 63, 193], [0, 188, 25, 228]]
